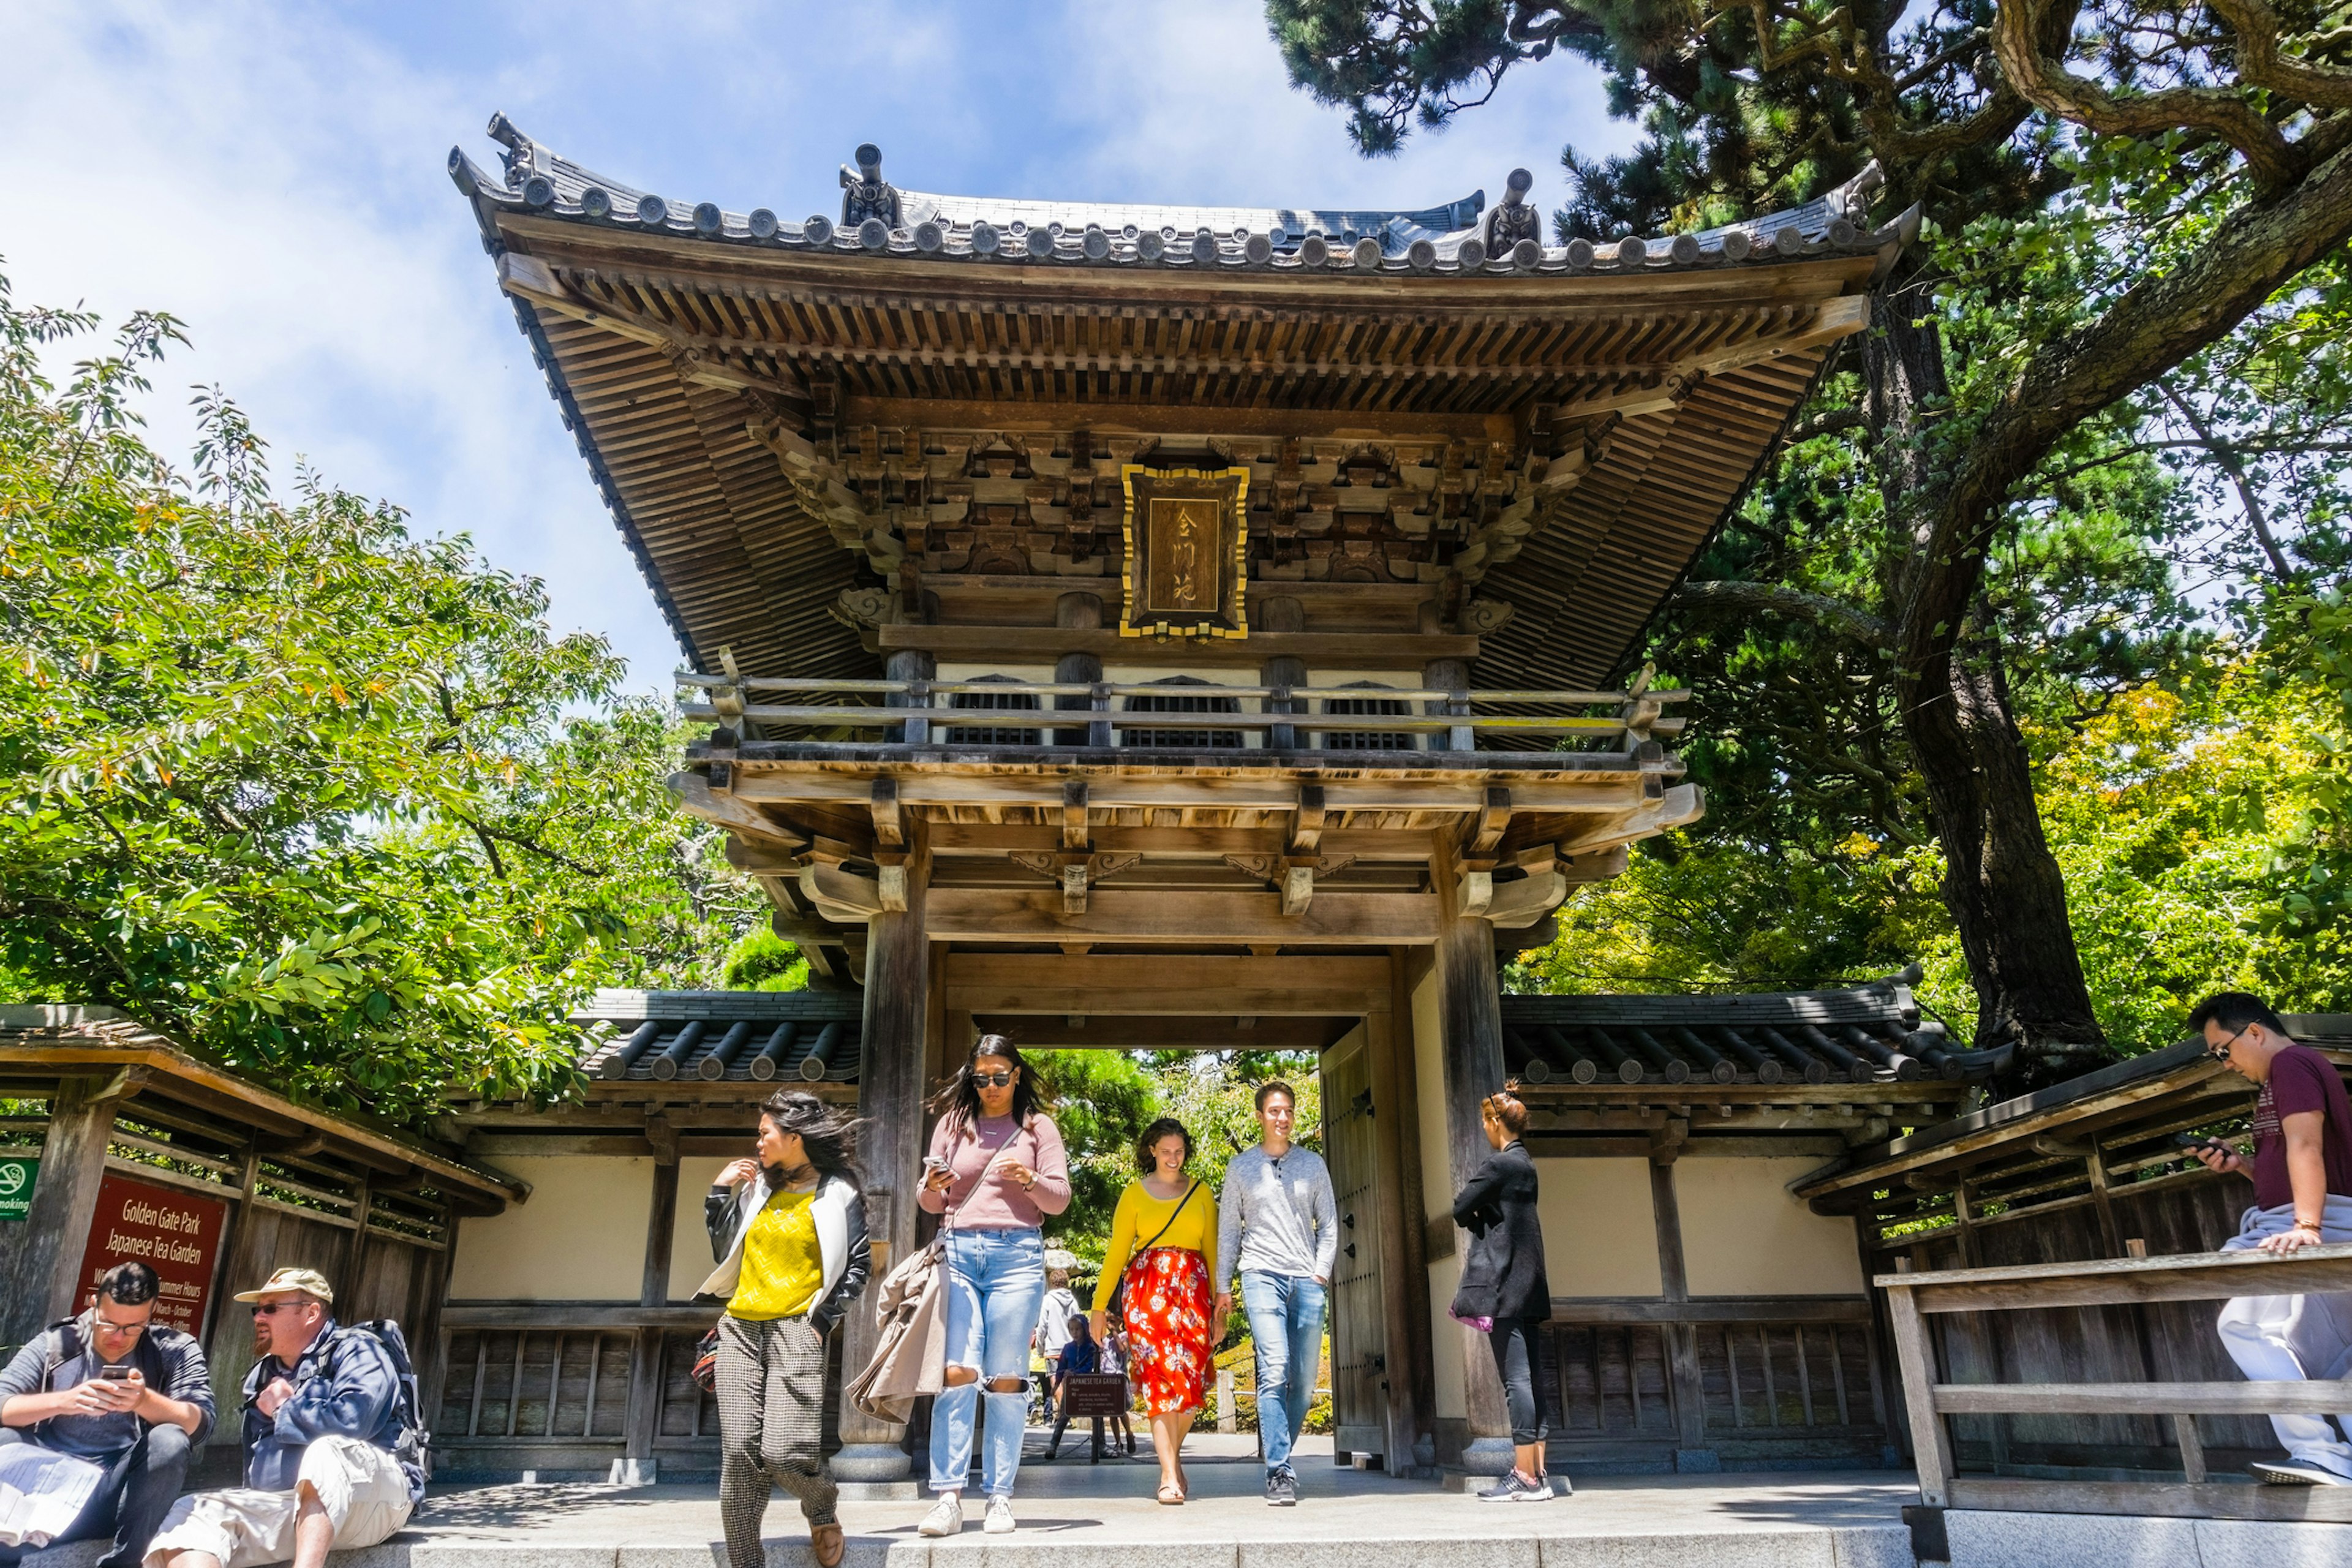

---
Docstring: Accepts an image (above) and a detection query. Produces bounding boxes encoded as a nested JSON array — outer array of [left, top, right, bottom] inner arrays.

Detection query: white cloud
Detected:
[[0, 0, 1637, 690]]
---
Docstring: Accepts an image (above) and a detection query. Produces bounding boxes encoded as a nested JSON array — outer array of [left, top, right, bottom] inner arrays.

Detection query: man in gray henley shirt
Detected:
[[1214, 1080, 1338, 1506]]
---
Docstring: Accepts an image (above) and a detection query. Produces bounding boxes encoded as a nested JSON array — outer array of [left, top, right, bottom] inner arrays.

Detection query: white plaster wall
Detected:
[[667, 1156, 737, 1302], [1675, 1157, 1867, 1297], [1534, 1158, 1664, 1298], [447, 1156, 654, 1300]]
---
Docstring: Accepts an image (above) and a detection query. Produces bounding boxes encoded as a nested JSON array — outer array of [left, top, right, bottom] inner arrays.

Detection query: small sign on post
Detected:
[[0, 1156, 37, 1221]]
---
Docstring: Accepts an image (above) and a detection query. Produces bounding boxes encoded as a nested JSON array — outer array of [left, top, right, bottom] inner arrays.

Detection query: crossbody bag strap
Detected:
[[1130, 1178, 1201, 1261], [937, 1117, 1022, 1240]]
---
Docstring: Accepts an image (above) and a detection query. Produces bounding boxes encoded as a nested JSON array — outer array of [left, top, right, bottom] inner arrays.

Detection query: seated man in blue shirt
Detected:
[[0, 1262, 215, 1568], [143, 1268, 422, 1568]]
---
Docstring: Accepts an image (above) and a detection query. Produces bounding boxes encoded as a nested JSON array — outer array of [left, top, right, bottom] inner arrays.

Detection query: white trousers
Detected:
[[141, 1437, 412, 1568], [2217, 1196, 2352, 1479]]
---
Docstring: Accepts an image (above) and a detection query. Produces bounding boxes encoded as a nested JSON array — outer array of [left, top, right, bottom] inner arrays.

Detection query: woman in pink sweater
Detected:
[[912, 1036, 1071, 1537]]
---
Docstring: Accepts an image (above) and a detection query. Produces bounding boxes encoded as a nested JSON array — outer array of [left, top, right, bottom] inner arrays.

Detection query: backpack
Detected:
[[331, 1320, 431, 1481]]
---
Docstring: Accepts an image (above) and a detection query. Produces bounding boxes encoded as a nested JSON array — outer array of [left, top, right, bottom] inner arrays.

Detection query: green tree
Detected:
[[0, 275, 760, 1120], [1272, 1, 2352, 1080]]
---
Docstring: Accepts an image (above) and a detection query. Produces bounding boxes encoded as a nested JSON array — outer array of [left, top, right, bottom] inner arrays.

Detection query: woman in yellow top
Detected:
[[699, 1091, 872, 1568], [1089, 1117, 1218, 1504]]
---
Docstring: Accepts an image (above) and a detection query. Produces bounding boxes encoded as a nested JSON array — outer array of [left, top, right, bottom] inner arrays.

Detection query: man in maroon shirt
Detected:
[[2190, 992, 2352, 1485]]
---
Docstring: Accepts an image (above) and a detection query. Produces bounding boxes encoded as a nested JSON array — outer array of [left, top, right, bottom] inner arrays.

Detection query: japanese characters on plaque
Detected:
[[1118, 465, 1251, 639]]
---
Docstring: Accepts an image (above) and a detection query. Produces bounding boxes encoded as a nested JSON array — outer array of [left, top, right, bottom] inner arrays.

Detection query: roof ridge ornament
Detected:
[[840, 143, 902, 233]]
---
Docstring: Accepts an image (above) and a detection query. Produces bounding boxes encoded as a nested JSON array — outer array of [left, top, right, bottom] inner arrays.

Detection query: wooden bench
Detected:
[[1881, 1242, 2352, 1522]]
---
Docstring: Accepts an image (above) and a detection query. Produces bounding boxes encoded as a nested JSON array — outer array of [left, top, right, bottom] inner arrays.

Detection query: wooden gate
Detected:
[[1320, 1030, 1386, 1463]]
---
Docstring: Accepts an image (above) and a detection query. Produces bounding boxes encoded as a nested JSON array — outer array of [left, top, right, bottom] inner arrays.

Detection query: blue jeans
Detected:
[[929, 1226, 1047, 1496], [1240, 1270, 1326, 1471]]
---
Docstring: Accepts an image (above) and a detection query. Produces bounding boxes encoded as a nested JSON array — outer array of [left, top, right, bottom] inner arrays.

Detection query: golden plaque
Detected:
[[1119, 465, 1250, 638]]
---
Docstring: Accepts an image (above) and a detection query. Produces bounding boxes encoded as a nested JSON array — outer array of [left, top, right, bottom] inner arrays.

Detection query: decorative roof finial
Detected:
[[1482, 167, 1539, 255], [839, 143, 902, 231]]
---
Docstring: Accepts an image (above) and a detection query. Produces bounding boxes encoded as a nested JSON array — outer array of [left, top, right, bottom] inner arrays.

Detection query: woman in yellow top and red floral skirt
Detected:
[[1089, 1117, 1218, 1504], [700, 1091, 872, 1568]]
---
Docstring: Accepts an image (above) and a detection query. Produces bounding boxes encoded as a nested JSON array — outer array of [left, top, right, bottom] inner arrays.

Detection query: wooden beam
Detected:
[[1463, 787, 1512, 859], [876, 624, 1479, 667], [729, 769, 1653, 816], [973, 1015, 1349, 1050], [800, 862, 884, 921], [1061, 780, 1088, 850], [945, 952, 1391, 1016], [1552, 782, 1704, 855], [666, 770, 807, 848], [925, 886, 1437, 945], [925, 823, 1437, 861]]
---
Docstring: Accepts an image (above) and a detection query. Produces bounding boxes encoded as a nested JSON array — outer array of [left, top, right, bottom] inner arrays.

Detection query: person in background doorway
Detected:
[[1213, 1080, 1336, 1507], [1450, 1085, 1556, 1502], [914, 1037, 1071, 1537], [2190, 992, 2352, 1486], [1042, 1316, 1099, 1461], [1091, 1118, 1218, 1505], [703, 1090, 873, 1568], [143, 1267, 423, 1568], [0, 1262, 214, 1568], [1031, 1267, 1080, 1417]]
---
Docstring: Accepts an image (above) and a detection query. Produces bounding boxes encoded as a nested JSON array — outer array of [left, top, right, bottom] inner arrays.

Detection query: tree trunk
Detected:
[[1902, 630, 2109, 1080], [1864, 262, 2111, 1084]]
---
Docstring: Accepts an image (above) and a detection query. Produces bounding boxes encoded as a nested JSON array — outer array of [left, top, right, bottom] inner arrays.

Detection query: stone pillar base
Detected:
[[830, 1442, 913, 1482], [607, 1457, 657, 1487], [1457, 1434, 1518, 1479]]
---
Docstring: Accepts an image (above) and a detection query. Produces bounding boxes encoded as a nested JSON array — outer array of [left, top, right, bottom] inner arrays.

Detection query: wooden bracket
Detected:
[[668, 771, 807, 851], [1063, 780, 1090, 851], [876, 861, 910, 913], [1290, 784, 1326, 856], [1281, 862, 1315, 918], [870, 778, 903, 848], [1010, 850, 1142, 914], [1464, 786, 1512, 858], [800, 862, 884, 921], [1456, 869, 1495, 918]]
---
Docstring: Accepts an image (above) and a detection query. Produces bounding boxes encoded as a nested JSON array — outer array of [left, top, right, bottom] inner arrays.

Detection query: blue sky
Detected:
[[3, 1, 1631, 689]]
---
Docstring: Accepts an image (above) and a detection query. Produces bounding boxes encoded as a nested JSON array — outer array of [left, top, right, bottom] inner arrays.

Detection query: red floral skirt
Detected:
[[1120, 1245, 1212, 1415]]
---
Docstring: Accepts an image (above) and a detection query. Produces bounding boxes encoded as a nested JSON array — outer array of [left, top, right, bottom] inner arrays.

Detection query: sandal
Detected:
[[1156, 1482, 1185, 1505], [811, 1523, 845, 1568]]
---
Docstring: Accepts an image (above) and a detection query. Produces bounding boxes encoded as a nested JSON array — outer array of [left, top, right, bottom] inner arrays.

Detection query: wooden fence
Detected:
[[1882, 1243, 2352, 1523]]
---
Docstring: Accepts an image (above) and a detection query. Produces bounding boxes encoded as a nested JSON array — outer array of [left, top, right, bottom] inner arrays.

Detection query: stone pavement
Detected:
[[19, 1433, 2350, 1567]]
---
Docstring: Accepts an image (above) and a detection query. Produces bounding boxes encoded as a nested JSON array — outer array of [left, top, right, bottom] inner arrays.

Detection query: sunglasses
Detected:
[[973, 1070, 1016, 1088], [249, 1302, 303, 1317], [2207, 1023, 2253, 1063]]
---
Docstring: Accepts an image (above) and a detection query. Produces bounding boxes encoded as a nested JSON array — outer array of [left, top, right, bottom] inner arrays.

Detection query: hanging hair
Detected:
[[924, 1033, 1052, 1137], [1135, 1116, 1194, 1175], [758, 1090, 865, 1192], [1482, 1082, 1529, 1137]]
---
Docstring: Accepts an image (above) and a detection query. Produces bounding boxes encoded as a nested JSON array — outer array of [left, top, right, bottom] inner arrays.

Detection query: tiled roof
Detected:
[[1499, 976, 2002, 1087], [451, 114, 1907, 277], [570, 989, 863, 1084]]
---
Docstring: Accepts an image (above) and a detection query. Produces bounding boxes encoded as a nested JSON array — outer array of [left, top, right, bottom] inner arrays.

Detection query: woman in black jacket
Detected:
[[1449, 1083, 1555, 1501]]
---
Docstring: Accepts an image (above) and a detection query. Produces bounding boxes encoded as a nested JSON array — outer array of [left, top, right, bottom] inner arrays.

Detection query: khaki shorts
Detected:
[[143, 1436, 412, 1568]]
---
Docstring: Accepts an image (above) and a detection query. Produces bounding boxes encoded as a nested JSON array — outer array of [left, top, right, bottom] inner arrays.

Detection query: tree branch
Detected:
[[2155, 379, 2294, 580], [1670, 579, 1894, 646], [1787, 407, 1866, 444]]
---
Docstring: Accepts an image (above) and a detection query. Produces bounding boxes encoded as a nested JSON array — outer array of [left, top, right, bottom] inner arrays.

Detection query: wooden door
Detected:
[[1319, 1030, 1386, 1462]]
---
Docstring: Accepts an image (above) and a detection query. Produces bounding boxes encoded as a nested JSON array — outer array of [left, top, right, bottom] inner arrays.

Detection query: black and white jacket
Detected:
[[700, 1173, 872, 1338]]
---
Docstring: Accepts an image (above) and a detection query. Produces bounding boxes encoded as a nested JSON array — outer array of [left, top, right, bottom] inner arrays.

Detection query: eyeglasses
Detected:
[[249, 1303, 301, 1317], [973, 1071, 1016, 1088], [2208, 1024, 2253, 1063]]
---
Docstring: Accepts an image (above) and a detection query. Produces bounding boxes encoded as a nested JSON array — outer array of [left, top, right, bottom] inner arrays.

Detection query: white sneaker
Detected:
[[2252, 1459, 2352, 1486], [918, 1495, 964, 1536], [984, 1495, 1017, 1534]]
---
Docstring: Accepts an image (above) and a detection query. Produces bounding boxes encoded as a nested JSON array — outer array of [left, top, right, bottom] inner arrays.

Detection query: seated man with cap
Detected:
[[0, 1261, 214, 1568], [143, 1268, 421, 1568]]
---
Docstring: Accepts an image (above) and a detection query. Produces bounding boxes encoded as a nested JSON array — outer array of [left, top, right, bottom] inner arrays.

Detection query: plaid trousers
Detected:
[[715, 1313, 838, 1565]]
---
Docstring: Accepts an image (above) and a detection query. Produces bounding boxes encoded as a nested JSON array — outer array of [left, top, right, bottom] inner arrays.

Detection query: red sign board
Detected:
[[74, 1174, 229, 1338]]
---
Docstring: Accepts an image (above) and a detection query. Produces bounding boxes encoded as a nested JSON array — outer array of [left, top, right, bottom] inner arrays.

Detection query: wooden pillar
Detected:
[[1052, 592, 1110, 748], [3, 1074, 132, 1346], [1651, 1150, 1715, 1469], [612, 1144, 682, 1486], [1429, 843, 1512, 1472], [1389, 948, 1439, 1469], [1258, 595, 1306, 752], [887, 649, 934, 746], [1363, 979, 1431, 1472], [1423, 657, 1473, 755], [834, 827, 932, 1480]]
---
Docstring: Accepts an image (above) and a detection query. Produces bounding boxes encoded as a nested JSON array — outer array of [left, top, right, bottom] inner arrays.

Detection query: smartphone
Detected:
[[2172, 1134, 2233, 1156]]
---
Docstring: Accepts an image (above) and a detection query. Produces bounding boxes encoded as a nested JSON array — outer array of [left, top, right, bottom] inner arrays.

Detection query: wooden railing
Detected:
[[678, 671, 1688, 753], [1882, 1244, 2352, 1522]]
